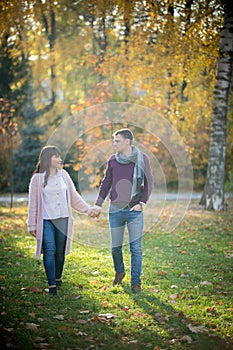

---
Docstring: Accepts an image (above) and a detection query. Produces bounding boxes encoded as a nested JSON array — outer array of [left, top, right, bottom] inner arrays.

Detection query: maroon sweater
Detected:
[[95, 154, 153, 207]]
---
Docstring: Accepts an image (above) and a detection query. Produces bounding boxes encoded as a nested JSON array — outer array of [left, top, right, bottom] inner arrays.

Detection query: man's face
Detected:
[[113, 134, 130, 154]]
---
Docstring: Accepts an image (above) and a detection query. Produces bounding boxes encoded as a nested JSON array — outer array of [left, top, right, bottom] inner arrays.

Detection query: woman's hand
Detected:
[[87, 207, 101, 218], [30, 231, 36, 237]]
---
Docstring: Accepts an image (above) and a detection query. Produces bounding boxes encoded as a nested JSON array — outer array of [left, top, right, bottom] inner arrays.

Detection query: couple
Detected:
[[28, 128, 153, 296]]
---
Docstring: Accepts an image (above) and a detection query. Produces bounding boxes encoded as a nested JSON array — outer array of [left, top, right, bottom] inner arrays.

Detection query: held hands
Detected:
[[87, 206, 101, 218]]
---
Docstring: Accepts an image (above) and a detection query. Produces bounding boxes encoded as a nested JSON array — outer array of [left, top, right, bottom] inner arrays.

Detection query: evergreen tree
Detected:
[[0, 28, 43, 194], [13, 101, 43, 192]]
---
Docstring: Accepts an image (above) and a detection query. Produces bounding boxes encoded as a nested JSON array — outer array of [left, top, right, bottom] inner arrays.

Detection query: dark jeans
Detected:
[[42, 218, 68, 287]]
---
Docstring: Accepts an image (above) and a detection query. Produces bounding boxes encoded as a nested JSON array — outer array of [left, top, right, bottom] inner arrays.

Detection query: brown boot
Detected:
[[131, 284, 142, 293], [112, 272, 126, 286]]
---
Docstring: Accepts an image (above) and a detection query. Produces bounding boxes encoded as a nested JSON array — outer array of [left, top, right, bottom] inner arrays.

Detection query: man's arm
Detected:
[[94, 159, 113, 211], [140, 154, 154, 205]]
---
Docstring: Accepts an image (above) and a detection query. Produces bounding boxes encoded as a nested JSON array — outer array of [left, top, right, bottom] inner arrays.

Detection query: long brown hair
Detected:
[[34, 146, 62, 187]]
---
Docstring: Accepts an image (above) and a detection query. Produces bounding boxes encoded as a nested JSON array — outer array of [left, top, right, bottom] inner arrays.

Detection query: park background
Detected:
[[0, 0, 232, 206], [0, 1, 233, 349]]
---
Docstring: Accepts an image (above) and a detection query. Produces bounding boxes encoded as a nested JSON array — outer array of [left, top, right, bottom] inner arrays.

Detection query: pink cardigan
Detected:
[[27, 169, 90, 259]]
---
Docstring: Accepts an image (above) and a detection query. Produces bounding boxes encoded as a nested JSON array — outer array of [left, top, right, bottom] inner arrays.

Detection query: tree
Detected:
[[0, 1, 45, 195], [0, 98, 18, 208], [0, 0, 232, 195], [200, 0, 233, 210]]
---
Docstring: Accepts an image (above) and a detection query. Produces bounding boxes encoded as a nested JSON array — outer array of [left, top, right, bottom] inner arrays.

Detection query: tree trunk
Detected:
[[200, 1, 233, 210], [9, 134, 14, 210]]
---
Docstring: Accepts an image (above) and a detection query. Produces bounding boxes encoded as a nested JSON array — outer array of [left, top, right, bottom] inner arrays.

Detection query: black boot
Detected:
[[56, 280, 62, 288], [49, 286, 57, 297]]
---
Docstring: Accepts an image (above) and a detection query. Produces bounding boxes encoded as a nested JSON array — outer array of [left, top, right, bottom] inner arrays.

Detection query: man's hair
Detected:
[[113, 128, 134, 143]]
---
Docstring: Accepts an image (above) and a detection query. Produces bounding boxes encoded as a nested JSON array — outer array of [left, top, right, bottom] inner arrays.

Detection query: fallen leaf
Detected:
[[76, 319, 88, 324], [76, 331, 88, 337], [177, 249, 187, 254], [92, 270, 99, 275], [26, 323, 39, 332], [158, 270, 166, 276], [154, 312, 169, 324], [100, 284, 109, 291], [79, 310, 90, 314], [34, 337, 45, 342], [124, 306, 130, 312], [89, 279, 98, 286], [187, 323, 209, 333], [101, 300, 109, 308], [73, 294, 82, 300], [225, 253, 233, 259], [200, 281, 212, 286], [170, 294, 177, 300], [53, 315, 64, 320], [34, 343, 50, 349], [181, 335, 193, 344], [4, 328, 14, 332], [180, 272, 188, 278], [30, 287, 43, 293], [133, 311, 142, 317], [206, 306, 216, 312], [98, 313, 117, 319]]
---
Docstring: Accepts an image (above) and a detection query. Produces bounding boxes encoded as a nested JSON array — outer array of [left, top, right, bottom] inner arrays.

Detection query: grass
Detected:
[[0, 199, 233, 350]]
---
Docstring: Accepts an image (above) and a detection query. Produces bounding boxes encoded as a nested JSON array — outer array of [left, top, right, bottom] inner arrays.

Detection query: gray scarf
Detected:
[[115, 146, 145, 198]]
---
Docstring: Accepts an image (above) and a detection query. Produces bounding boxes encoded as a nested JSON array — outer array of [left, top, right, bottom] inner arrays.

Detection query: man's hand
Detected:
[[87, 207, 101, 218], [130, 204, 143, 211]]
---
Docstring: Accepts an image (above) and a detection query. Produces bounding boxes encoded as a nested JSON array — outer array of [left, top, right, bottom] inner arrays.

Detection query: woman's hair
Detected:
[[34, 145, 62, 187]]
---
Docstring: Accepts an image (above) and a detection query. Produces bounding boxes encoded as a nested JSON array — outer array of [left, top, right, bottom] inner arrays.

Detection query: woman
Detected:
[[28, 145, 96, 296]]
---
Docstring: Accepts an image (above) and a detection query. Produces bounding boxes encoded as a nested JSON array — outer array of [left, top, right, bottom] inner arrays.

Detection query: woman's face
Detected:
[[50, 154, 62, 169]]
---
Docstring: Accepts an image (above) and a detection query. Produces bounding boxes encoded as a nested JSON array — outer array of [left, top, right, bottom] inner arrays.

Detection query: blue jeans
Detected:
[[42, 218, 68, 287], [109, 204, 143, 286]]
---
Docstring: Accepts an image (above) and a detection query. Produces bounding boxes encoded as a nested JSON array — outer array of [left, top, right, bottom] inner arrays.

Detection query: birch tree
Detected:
[[200, 0, 233, 210]]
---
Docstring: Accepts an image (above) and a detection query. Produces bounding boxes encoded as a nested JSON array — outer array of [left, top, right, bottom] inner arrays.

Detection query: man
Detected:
[[94, 128, 153, 293]]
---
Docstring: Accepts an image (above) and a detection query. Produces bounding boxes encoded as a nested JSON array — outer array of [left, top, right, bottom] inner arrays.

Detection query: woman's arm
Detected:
[[63, 170, 91, 213], [27, 174, 39, 233]]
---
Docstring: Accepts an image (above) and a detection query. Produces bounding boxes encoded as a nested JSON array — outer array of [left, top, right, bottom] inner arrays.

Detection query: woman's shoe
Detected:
[[56, 280, 62, 288], [49, 286, 57, 297], [112, 272, 126, 286]]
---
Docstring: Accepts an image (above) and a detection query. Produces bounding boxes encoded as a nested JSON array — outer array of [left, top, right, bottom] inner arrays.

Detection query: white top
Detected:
[[42, 170, 69, 219]]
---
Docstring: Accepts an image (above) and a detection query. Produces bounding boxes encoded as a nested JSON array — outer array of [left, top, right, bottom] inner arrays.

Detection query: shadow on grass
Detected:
[[123, 286, 233, 350], [1, 203, 233, 350]]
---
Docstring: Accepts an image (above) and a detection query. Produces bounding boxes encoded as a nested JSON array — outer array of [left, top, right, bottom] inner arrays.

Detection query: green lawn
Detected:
[[0, 200, 233, 350]]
